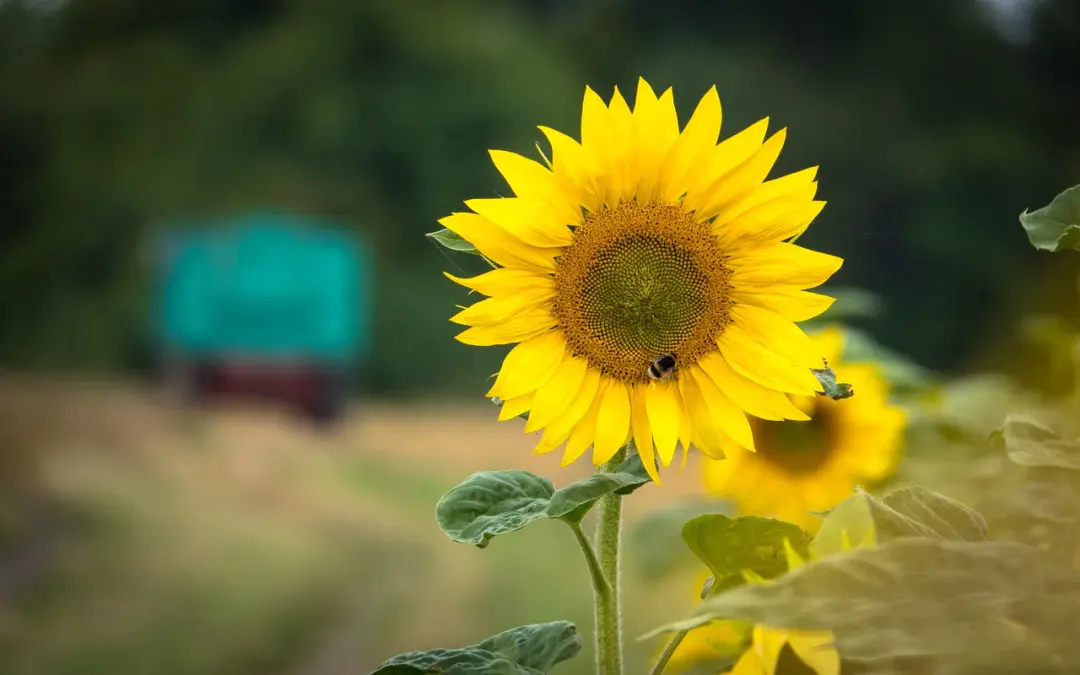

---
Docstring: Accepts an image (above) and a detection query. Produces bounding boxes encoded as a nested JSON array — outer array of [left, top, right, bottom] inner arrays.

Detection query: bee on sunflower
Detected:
[[441, 77, 843, 483]]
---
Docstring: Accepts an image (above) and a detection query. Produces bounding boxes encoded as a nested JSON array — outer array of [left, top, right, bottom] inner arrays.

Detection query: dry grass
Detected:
[[0, 374, 710, 675]]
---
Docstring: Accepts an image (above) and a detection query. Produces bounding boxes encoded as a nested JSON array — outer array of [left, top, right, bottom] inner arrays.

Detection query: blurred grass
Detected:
[[0, 376, 694, 675]]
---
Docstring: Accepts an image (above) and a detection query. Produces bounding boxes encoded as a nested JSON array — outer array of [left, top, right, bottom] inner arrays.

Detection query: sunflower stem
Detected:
[[592, 446, 626, 675], [569, 522, 609, 597], [649, 630, 690, 675]]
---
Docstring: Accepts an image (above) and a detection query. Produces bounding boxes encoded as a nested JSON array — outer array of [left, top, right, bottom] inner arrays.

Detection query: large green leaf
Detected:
[[648, 538, 1080, 670], [426, 228, 480, 254], [811, 487, 988, 558], [435, 470, 555, 548], [546, 452, 653, 523], [994, 414, 1080, 470], [682, 514, 811, 584], [436, 459, 655, 547], [1019, 184, 1080, 253], [371, 621, 582, 675]]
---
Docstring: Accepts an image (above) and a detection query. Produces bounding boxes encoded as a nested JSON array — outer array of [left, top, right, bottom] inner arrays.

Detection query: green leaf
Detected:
[[626, 499, 734, 580], [426, 228, 480, 254], [646, 538, 1080, 670], [811, 487, 988, 558], [681, 514, 812, 584], [435, 471, 555, 548], [810, 359, 854, 400], [546, 452, 653, 523], [371, 621, 582, 675], [1019, 184, 1080, 253], [996, 414, 1080, 470]]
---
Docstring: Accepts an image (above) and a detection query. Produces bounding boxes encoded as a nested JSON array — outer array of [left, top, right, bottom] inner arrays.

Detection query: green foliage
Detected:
[[650, 538, 1080, 671], [371, 622, 582, 675], [681, 514, 811, 590], [426, 228, 480, 254], [809, 360, 854, 400], [436, 470, 556, 548], [1020, 184, 1080, 252], [993, 414, 1080, 470], [812, 487, 989, 557], [436, 455, 653, 547]]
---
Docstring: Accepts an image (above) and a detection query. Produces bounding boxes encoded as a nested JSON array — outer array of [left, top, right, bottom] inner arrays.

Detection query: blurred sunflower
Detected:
[[442, 77, 842, 482], [703, 325, 906, 528], [662, 532, 874, 675]]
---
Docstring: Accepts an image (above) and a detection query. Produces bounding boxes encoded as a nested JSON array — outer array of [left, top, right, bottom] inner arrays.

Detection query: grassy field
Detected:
[[0, 376, 713, 675]]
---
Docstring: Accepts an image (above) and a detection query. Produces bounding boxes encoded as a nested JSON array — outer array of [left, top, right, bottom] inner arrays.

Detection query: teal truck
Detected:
[[151, 212, 372, 423]]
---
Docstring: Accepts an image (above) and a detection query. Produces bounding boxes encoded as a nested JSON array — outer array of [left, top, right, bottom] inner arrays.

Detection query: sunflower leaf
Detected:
[[1019, 184, 1080, 253], [994, 414, 1080, 470], [426, 228, 481, 254], [645, 538, 1080, 671], [681, 514, 812, 589], [435, 470, 555, 548], [546, 452, 654, 524], [370, 621, 582, 675], [810, 359, 854, 400], [811, 487, 988, 558]]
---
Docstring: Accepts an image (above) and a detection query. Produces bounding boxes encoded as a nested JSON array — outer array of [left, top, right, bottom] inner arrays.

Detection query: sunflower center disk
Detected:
[[553, 202, 732, 384], [756, 406, 835, 474]]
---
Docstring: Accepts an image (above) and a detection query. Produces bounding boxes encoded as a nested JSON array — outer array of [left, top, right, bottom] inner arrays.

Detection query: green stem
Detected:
[[593, 446, 626, 675], [569, 522, 610, 597], [648, 630, 690, 675]]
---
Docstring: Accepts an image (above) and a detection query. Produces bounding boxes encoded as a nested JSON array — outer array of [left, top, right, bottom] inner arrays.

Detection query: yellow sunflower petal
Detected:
[[682, 118, 769, 212], [716, 166, 819, 227], [728, 242, 843, 290], [438, 212, 557, 274], [498, 393, 534, 421], [717, 195, 824, 250], [718, 324, 821, 395], [454, 309, 557, 346], [697, 352, 810, 422], [731, 288, 835, 322], [751, 626, 788, 675], [696, 128, 788, 221], [594, 380, 632, 465], [786, 631, 840, 675], [724, 644, 767, 675], [644, 379, 683, 467], [525, 355, 589, 432], [678, 396, 693, 466], [532, 368, 602, 455], [563, 378, 607, 465], [604, 86, 637, 206], [631, 384, 661, 484], [444, 269, 554, 298], [678, 370, 727, 459], [464, 197, 573, 248], [661, 85, 721, 202], [692, 365, 757, 451], [488, 149, 582, 224], [730, 304, 821, 369], [538, 125, 602, 212], [450, 286, 555, 326], [485, 331, 566, 399], [634, 78, 679, 202]]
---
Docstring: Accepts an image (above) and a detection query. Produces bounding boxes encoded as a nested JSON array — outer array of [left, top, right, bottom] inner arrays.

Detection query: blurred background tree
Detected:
[[1, 0, 1078, 395]]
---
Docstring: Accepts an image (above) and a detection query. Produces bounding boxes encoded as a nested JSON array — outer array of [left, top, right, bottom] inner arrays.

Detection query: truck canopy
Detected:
[[153, 212, 371, 364]]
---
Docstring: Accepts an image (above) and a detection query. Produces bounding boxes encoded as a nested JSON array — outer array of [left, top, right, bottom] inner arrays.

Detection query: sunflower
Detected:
[[442, 77, 843, 482], [663, 532, 875, 675], [703, 325, 906, 528]]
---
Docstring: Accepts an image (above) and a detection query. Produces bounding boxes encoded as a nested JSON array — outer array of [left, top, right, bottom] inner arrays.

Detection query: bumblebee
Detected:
[[647, 354, 677, 380]]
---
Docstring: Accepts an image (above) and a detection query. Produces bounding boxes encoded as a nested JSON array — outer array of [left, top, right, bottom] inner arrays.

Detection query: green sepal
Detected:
[[1019, 184, 1080, 253], [810, 358, 854, 400], [426, 228, 480, 254]]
